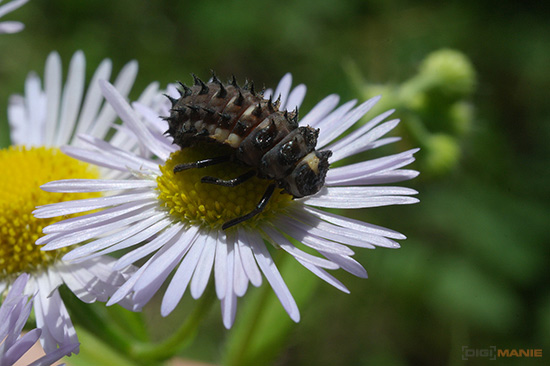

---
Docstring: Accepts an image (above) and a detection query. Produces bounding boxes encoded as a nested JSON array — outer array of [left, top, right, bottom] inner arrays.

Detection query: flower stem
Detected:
[[130, 284, 217, 363], [224, 250, 287, 366], [61, 288, 134, 354], [226, 283, 272, 366]]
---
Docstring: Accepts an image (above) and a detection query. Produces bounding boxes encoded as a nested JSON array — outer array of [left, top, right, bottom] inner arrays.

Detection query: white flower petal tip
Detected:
[[0, 0, 29, 35], [0, 21, 24, 33]]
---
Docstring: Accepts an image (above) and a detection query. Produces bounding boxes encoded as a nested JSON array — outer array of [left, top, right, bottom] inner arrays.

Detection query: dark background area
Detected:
[[1, 1, 548, 365]]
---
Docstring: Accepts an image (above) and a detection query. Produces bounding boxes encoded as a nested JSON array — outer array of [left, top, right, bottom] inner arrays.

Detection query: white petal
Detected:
[[44, 51, 62, 146], [190, 231, 217, 299], [161, 237, 206, 316], [55, 51, 86, 146], [95, 217, 173, 264], [90, 60, 139, 139], [220, 286, 237, 329], [289, 209, 401, 248], [5, 273, 29, 301], [33, 190, 157, 218], [59, 265, 101, 303], [329, 116, 398, 162], [279, 214, 374, 249], [133, 226, 197, 293], [284, 84, 306, 112], [62, 214, 169, 261], [262, 226, 339, 270], [0, 21, 24, 33], [133, 102, 167, 135], [221, 235, 236, 328], [275, 218, 355, 255], [41, 179, 157, 193], [325, 149, 419, 185], [34, 285, 78, 353], [63, 137, 160, 172], [23, 72, 45, 146], [314, 99, 357, 146], [136, 81, 161, 108], [236, 228, 262, 287], [108, 262, 151, 307], [233, 237, 249, 297], [349, 169, 420, 185], [302, 205, 406, 239], [100, 80, 173, 160], [115, 222, 190, 268], [0, 0, 28, 18], [131, 228, 197, 309], [43, 200, 155, 233], [319, 251, 368, 278], [273, 73, 292, 109], [296, 259, 350, 293], [300, 94, 340, 128], [263, 88, 273, 100], [7, 95, 26, 145], [317, 96, 380, 148], [333, 119, 401, 162], [214, 232, 228, 300], [73, 58, 112, 136], [304, 186, 419, 209], [3, 329, 40, 364], [38, 206, 160, 248], [248, 230, 300, 322]]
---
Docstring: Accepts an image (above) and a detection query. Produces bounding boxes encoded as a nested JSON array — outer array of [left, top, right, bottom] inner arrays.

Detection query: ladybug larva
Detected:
[[163, 73, 332, 229]]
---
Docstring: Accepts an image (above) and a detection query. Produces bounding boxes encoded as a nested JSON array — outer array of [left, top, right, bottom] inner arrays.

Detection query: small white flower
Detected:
[[0, 0, 28, 34], [36, 74, 419, 328], [0, 51, 160, 352], [0, 274, 78, 366]]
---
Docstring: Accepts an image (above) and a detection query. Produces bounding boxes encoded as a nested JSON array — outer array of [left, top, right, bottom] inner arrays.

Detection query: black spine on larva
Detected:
[[167, 76, 298, 150], [165, 74, 331, 199]]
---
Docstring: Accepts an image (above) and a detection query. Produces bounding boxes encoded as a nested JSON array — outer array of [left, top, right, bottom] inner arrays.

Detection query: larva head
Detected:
[[279, 150, 332, 198]]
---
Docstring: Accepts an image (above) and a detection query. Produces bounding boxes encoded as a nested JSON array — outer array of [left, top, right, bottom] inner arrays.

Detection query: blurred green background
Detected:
[[1, 0, 549, 365]]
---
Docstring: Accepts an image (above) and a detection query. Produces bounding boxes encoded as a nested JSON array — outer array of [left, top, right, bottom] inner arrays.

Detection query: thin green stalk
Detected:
[[225, 251, 287, 366], [106, 305, 149, 342], [130, 284, 217, 363], [61, 289, 134, 354], [227, 280, 272, 366]]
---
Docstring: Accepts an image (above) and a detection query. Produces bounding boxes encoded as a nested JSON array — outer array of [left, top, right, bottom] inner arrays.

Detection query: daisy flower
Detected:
[[0, 0, 28, 34], [0, 50, 161, 352], [0, 274, 78, 366], [35, 74, 419, 328]]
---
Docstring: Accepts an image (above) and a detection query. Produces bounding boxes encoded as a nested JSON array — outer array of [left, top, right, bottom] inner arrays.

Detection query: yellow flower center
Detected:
[[157, 144, 293, 230], [0, 146, 100, 278]]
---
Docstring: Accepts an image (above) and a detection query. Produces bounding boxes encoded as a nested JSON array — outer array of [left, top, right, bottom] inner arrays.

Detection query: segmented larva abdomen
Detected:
[[165, 74, 331, 201], [165, 75, 299, 167]]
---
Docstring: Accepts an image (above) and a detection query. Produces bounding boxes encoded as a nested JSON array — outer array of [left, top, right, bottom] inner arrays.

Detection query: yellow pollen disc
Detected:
[[157, 144, 293, 230], [0, 146, 100, 279]]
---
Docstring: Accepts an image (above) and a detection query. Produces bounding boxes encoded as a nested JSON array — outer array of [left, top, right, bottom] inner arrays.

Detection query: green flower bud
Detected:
[[424, 133, 460, 175], [419, 49, 476, 100], [448, 101, 474, 136]]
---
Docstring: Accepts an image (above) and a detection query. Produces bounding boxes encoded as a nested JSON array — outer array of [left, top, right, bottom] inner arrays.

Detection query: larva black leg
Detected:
[[201, 170, 255, 187], [173, 155, 231, 173], [222, 183, 276, 230]]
